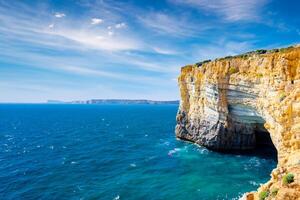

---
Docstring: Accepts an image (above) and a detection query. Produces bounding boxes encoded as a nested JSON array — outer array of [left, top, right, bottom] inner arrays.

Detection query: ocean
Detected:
[[0, 104, 276, 200]]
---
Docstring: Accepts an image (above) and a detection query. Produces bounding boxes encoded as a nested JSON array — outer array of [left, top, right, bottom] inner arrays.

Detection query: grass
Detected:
[[259, 190, 269, 200], [283, 173, 294, 185]]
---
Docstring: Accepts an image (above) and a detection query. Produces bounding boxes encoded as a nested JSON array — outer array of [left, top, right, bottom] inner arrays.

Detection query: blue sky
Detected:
[[0, 0, 299, 102]]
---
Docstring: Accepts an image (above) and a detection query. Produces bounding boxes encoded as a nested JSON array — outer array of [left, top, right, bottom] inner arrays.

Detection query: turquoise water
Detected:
[[0, 104, 276, 200]]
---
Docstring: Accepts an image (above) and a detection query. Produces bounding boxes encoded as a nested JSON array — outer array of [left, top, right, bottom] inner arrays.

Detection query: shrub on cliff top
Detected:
[[283, 173, 294, 185], [271, 188, 279, 197], [279, 46, 294, 53], [259, 190, 269, 200], [195, 59, 211, 67], [256, 49, 267, 54], [229, 66, 238, 74]]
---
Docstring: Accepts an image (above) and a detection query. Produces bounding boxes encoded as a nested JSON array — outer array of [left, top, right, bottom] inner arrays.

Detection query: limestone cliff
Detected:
[[175, 45, 300, 199]]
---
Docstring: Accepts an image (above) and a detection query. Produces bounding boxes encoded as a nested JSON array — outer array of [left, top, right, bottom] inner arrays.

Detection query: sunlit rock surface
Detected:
[[175, 45, 300, 199]]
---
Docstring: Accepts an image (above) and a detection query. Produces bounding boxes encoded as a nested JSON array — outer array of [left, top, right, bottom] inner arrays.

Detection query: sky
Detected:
[[0, 0, 300, 103]]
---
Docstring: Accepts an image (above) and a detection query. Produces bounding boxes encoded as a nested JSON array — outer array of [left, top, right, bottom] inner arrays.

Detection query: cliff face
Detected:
[[175, 46, 300, 199]]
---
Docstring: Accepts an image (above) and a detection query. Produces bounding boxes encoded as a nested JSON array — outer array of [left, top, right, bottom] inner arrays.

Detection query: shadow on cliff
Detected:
[[216, 129, 278, 162]]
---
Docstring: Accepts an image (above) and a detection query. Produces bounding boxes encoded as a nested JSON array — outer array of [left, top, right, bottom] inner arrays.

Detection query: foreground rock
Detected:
[[175, 45, 300, 199]]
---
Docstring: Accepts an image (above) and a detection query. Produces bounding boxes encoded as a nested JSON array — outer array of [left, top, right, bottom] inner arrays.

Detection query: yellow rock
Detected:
[[176, 46, 300, 199]]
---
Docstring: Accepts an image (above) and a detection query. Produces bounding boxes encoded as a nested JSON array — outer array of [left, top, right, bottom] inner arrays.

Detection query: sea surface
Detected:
[[0, 104, 276, 200]]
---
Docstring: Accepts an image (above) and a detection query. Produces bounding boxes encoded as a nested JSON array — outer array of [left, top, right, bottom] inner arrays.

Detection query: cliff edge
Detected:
[[175, 45, 300, 199]]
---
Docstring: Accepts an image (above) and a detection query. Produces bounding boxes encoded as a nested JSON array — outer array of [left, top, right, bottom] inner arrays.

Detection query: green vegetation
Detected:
[[279, 46, 294, 53], [283, 173, 294, 185], [259, 190, 269, 200], [224, 56, 233, 59], [193, 45, 296, 67], [257, 73, 263, 78], [233, 53, 249, 59], [271, 188, 279, 197], [269, 48, 279, 53], [279, 92, 286, 102], [229, 66, 238, 74], [195, 59, 211, 67], [256, 49, 267, 54]]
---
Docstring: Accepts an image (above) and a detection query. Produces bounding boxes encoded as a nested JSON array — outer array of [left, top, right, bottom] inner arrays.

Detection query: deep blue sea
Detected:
[[0, 104, 276, 200]]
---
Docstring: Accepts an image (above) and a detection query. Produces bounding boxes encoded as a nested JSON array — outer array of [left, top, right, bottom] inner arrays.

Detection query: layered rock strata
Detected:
[[175, 46, 300, 199]]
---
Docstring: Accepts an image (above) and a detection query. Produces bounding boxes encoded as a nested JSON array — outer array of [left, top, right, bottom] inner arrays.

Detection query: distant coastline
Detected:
[[47, 99, 179, 105]]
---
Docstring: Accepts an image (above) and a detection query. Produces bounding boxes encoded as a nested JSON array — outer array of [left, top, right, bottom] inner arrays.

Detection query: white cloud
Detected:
[[48, 24, 54, 29], [172, 0, 269, 22], [108, 31, 114, 36], [139, 12, 207, 37], [115, 22, 126, 29], [0, 5, 143, 52], [91, 18, 103, 25], [96, 35, 104, 40], [54, 12, 66, 18], [153, 47, 178, 55], [107, 26, 112, 30]]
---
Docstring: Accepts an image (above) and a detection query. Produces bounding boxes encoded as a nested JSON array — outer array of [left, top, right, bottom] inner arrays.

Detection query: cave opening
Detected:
[[252, 123, 278, 161], [227, 104, 278, 161]]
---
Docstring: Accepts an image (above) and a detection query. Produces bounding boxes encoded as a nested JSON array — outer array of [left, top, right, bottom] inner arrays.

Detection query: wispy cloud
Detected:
[[48, 24, 54, 29], [172, 0, 270, 22], [91, 18, 103, 25], [0, 3, 143, 52], [54, 12, 66, 18], [138, 12, 206, 37], [152, 47, 179, 55], [193, 40, 254, 61], [115, 22, 126, 29]]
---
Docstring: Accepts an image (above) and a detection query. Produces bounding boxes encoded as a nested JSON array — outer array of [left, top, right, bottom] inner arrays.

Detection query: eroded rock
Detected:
[[176, 45, 300, 199]]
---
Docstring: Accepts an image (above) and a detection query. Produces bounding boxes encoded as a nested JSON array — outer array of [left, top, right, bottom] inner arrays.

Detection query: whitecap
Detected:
[[168, 148, 181, 156], [49, 145, 54, 150], [198, 148, 209, 154], [163, 141, 170, 146], [145, 156, 156, 161], [168, 150, 176, 156], [113, 195, 120, 200], [144, 134, 148, 137], [249, 180, 260, 186], [130, 163, 136, 167], [71, 161, 77, 164]]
